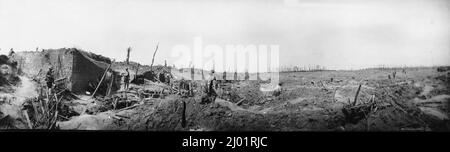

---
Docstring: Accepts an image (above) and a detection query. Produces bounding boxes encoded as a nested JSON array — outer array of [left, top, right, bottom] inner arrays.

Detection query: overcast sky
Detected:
[[0, 0, 449, 70]]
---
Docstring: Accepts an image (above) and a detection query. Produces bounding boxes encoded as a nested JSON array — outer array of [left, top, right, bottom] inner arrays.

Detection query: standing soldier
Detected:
[[159, 72, 166, 83], [244, 70, 250, 80], [223, 71, 227, 81], [166, 73, 171, 85], [124, 68, 130, 90], [201, 70, 218, 104], [8, 48, 14, 56], [45, 67, 55, 93]]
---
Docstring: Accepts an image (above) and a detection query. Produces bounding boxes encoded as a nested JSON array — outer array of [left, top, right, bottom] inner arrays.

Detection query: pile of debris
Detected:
[[20, 90, 79, 129], [437, 66, 450, 72], [340, 81, 441, 130], [1, 48, 127, 129]]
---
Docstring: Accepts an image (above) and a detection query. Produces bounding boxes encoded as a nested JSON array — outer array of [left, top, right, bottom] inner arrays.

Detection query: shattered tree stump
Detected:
[[342, 102, 374, 124], [342, 84, 374, 124]]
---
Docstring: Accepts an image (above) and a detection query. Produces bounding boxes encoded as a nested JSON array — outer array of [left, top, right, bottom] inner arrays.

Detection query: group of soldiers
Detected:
[[388, 70, 407, 80], [178, 70, 219, 104], [122, 68, 173, 90]]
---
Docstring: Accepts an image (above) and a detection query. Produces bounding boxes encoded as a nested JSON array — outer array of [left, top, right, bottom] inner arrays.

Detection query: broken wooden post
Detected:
[[23, 110, 33, 129], [244, 69, 249, 80], [150, 43, 159, 71], [353, 84, 362, 106], [201, 69, 205, 80], [236, 98, 246, 106], [126, 47, 131, 65], [181, 100, 186, 128], [91, 63, 112, 98], [191, 65, 195, 80], [256, 71, 260, 81], [223, 71, 227, 81], [107, 74, 114, 97], [48, 110, 58, 129]]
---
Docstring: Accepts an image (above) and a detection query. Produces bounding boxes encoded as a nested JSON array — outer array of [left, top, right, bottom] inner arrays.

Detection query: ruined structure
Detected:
[[10, 48, 120, 94], [0, 55, 20, 87]]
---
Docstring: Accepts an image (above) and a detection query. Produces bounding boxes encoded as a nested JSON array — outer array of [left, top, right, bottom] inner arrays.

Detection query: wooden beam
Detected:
[[23, 110, 33, 129], [126, 47, 131, 65], [91, 63, 112, 98], [107, 74, 114, 97], [353, 84, 362, 106], [150, 43, 159, 70], [236, 97, 246, 106]]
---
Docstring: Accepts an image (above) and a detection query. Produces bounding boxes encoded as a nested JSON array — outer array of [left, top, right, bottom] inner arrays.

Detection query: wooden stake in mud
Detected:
[[49, 111, 58, 129], [150, 42, 159, 70], [201, 70, 205, 80], [181, 100, 186, 128], [23, 110, 33, 129], [353, 84, 362, 106], [126, 47, 131, 65], [107, 74, 114, 97], [91, 63, 112, 98]]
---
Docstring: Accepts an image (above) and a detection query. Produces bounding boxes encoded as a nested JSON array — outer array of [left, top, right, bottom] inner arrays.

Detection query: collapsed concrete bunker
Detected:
[[10, 48, 120, 95]]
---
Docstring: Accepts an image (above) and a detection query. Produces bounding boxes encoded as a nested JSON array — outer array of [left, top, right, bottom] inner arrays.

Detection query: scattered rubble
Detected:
[[1, 49, 449, 131]]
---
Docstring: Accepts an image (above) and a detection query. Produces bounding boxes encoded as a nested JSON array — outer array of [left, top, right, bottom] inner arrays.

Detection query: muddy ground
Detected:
[[1, 67, 449, 131], [100, 68, 450, 131]]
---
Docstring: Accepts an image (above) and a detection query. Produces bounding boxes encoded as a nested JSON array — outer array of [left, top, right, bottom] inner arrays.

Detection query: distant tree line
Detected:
[[361, 64, 441, 71], [279, 65, 328, 72]]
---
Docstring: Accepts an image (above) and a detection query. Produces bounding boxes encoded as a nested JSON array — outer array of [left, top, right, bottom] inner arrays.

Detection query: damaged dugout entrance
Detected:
[[11, 48, 121, 95]]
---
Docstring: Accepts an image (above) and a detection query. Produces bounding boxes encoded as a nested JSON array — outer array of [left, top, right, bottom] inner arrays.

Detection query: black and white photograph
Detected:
[[0, 0, 449, 134]]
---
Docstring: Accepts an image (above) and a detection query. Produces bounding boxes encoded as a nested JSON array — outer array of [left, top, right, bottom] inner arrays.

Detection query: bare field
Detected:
[[102, 68, 450, 131]]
